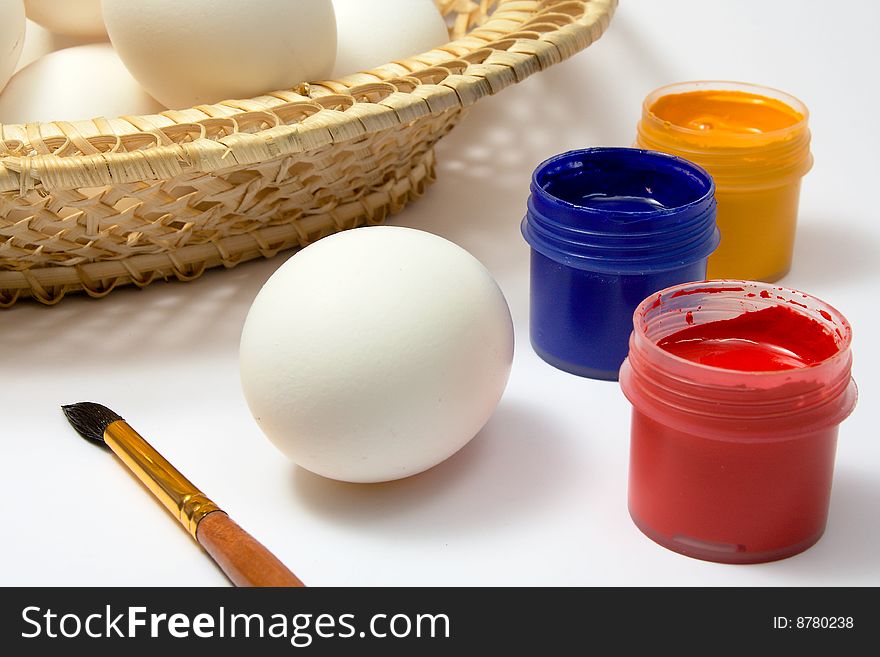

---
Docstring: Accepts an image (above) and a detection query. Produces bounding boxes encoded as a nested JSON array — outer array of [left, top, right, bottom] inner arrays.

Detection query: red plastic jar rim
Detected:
[[620, 280, 857, 441]]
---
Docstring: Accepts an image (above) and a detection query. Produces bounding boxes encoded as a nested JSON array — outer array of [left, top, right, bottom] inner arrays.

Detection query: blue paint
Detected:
[[522, 148, 719, 380]]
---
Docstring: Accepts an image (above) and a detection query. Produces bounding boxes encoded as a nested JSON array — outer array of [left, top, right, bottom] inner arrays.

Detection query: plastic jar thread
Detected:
[[523, 148, 719, 273], [620, 280, 857, 441]]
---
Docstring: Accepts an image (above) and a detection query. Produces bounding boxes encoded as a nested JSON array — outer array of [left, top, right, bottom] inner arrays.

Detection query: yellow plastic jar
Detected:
[[636, 81, 812, 282]]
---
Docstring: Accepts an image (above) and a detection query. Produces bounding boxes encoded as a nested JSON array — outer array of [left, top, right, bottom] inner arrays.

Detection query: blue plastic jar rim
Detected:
[[522, 147, 720, 274]]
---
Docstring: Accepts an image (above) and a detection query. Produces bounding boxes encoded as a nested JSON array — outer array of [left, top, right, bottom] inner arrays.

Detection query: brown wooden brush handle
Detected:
[[196, 511, 305, 587]]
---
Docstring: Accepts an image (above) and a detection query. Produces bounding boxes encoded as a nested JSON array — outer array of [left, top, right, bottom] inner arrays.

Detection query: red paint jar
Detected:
[[619, 281, 857, 563]]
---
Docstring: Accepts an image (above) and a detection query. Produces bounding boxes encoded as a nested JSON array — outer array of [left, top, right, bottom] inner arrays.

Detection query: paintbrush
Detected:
[[62, 402, 304, 587]]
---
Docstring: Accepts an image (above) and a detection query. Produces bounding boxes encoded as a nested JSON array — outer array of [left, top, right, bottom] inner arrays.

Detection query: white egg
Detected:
[[16, 19, 99, 73], [102, 0, 337, 109], [332, 0, 449, 77], [240, 226, 514, 483], [0, 0, 26, 93], [26, 0, 106, 38], [0, 43, 164, 123]]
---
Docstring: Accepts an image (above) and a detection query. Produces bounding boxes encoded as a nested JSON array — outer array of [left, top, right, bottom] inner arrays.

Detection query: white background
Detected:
[[3, 0, 878, 586]]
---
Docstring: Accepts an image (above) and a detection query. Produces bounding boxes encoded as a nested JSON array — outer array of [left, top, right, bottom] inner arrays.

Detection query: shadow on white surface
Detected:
[[397, 10, 683, 285], [601, 10, 683, 85], [289, 401, 581, 536], [398, 47, 640, 275], [787, 220, 880, 289], [776, 469, 880, 580], [0, 256, 282, 365]]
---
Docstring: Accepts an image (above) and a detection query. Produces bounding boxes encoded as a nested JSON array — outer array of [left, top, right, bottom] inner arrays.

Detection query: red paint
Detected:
[[685, 311, 694, 325], [627, 410, 838, 563], [620, 282, 857, 564], [657, 306, 838, 372]]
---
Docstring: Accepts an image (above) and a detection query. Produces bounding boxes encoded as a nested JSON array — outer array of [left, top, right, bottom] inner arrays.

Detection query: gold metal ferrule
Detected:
[[104, 420, 221, 538]]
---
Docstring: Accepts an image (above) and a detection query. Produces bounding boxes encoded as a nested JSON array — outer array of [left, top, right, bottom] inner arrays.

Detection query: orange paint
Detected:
[[637, 82, 813, 282], [648, 90, 803, 137]]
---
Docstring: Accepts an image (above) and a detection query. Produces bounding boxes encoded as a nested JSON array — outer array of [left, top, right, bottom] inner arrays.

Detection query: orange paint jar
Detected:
[[636, 81, 812, 282]]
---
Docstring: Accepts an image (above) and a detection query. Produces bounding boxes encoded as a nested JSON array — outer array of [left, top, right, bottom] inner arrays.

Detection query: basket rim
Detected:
[[0, 0, 617, 193]]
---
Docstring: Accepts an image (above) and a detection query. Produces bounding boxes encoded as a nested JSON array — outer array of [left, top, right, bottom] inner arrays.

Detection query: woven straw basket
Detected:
[[0, 0, 616, 307]]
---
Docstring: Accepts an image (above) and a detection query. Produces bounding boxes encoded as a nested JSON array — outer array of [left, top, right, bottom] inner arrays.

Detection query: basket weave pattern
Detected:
[[0, 0, 616, 306]]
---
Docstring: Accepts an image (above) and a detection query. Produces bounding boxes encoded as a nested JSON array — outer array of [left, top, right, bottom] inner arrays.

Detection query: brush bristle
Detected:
[[62, 402, 124, 445]]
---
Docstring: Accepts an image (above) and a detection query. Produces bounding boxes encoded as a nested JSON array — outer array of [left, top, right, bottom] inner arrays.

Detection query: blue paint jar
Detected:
[[521, 147, 719, 380]]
